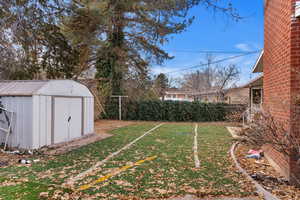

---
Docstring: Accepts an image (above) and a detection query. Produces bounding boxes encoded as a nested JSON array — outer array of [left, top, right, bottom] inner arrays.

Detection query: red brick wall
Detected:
[[290, 0, 300, 184], [264, 0, 300, 184]]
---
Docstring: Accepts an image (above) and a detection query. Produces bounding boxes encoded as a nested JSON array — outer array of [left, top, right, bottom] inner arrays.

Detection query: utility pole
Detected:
[[111, 95, 128, 120]]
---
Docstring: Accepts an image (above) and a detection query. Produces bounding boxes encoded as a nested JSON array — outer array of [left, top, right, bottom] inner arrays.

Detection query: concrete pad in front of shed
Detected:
[[43, 133, 112, 155]]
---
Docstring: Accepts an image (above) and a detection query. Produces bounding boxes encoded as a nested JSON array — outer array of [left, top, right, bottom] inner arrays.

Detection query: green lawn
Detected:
[[0, 123, 254, 199]]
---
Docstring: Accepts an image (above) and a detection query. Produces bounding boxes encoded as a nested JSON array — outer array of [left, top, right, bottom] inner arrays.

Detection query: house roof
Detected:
[[194, 86, 248, 96], [243, 75, 263, 88], [225, 87, 248, 92], [166, 86, 248, 96], [0, 80, 93, 97], [165, 88, 195, 95], [252, 50, 263, 73], [196, 88, 221, 96]]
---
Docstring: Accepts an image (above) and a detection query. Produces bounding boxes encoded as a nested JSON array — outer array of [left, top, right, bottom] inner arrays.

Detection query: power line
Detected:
[[163, 50, 261, 74], [165, 49, 263, 54]]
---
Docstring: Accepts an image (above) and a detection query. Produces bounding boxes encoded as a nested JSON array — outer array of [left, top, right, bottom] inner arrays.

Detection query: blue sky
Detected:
[[151, 0, 264, 86]]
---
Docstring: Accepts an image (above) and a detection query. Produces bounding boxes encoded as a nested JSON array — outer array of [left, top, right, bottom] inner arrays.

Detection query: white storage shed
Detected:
[[0, 80, 94, 149]]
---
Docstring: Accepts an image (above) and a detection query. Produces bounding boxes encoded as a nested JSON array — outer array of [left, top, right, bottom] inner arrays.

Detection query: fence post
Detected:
[[111, 95, 128, 121]]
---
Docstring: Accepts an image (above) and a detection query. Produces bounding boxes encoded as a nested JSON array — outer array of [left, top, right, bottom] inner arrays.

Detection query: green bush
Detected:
[[101, 100, 245, 122]]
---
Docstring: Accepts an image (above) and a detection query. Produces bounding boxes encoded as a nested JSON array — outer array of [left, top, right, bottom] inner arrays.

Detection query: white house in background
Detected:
[[163, 88, 195, 102], [0, 80, 94, 149]]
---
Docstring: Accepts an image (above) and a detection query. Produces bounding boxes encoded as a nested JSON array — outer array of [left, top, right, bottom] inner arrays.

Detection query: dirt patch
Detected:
[[42, 133, 112, 155], [236, 144, 300, 200], [94, 120, 137, 134]]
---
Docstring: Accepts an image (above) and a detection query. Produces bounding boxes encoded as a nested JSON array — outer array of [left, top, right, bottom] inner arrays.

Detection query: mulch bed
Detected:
[[236, 144, 300, 200]]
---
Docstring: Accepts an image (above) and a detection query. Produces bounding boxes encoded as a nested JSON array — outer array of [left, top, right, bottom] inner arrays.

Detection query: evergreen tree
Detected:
[[154, 73, 169, 100]]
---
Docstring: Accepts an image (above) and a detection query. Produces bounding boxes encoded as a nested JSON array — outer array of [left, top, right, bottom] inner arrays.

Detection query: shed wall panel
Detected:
[[32, 95, 52, 149], [0, 97, 33, 149], [32, 96, 39, 149], [45, 96, 52, 145], [84, 97, 94, 135]]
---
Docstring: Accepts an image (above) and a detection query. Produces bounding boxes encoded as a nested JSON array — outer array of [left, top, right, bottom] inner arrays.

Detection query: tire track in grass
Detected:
[[194, 125, 255, 196], [193, 124, 200, 168], [78, 156, 158, 191], [65, 123, 164, 186], [80, 124, 194, 199]]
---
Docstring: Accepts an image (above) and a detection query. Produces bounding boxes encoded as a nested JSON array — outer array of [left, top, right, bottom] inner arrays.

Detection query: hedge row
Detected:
[[101, 100, 246, 122]]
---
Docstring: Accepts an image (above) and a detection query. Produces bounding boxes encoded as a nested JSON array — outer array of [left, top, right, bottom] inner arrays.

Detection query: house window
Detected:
[[172, 94, 176, 98], [252, 89, 262, 104]]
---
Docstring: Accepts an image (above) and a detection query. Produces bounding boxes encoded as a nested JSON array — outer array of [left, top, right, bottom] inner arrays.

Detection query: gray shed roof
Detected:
[[0, 80, 47, 96], [0, 80, 93, 97]]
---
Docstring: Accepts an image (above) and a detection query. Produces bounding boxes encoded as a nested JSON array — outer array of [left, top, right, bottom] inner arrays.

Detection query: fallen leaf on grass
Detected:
[[185, 187, 197, 194], [39, 192, 49, 199], [114, 180, 132, 187], [155, 188, 169, 194]]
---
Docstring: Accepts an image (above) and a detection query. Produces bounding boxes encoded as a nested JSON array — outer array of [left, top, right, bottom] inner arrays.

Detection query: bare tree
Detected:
[[181, 70, 208, 92], [216, 64, 240, 90], [180, 54, 240, 96], [215, 64, 240, 100]]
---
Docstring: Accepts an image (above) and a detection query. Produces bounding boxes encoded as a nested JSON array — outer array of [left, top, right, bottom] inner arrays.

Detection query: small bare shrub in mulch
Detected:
[[237, 109, 300, 199]]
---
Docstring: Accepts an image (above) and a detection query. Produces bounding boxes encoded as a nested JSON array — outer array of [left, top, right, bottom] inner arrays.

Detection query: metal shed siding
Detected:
[[31, 95, 52, 149], [31, 96, 94, 149], [0, 97, 33, 149], [0, 80, 94, 149], [84, 97, 94, 135]]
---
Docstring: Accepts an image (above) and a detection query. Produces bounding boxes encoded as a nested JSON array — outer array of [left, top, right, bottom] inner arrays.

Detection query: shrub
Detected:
[[101, 100, 245, 122]]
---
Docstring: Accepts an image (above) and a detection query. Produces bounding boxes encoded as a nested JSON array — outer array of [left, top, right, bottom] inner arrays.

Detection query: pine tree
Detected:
[[154, 73, 169, 100]]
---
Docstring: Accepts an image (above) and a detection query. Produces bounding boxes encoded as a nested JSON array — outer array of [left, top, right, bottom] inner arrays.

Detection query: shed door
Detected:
[[53, 97, 82, 144], [69, 98, 82, 140]]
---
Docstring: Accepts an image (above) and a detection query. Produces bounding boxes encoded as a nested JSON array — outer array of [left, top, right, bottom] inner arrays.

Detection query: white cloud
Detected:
[[235, 43, 253, 52]]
